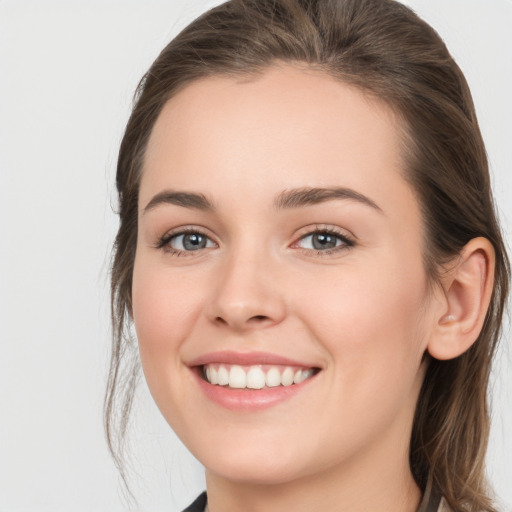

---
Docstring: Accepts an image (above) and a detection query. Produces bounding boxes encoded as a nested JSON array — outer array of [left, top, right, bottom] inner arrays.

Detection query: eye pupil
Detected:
[[313, 233, 337, 250], [183, 233, 206, 250]]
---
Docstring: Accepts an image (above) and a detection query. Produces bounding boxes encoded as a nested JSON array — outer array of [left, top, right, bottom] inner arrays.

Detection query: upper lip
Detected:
[[187, 350, 319, 368]]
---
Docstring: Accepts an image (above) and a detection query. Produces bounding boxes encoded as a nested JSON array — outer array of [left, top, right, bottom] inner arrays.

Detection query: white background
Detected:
[[0, 1, 511, 511]]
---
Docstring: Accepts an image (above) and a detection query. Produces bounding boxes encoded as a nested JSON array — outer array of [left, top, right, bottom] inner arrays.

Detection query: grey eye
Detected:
[[170, 232, 214, 251], [298, 232, 344, 251]]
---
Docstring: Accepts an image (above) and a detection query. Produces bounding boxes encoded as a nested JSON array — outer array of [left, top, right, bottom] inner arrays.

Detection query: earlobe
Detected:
[[427, 237, 495, 361]]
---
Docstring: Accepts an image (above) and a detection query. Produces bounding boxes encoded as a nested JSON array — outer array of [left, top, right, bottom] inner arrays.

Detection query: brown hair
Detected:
[[105, 1, 509, 509]]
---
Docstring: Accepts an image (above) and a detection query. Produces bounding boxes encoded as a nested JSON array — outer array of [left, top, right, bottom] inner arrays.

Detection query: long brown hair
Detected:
[[105, 1, 510, 509]]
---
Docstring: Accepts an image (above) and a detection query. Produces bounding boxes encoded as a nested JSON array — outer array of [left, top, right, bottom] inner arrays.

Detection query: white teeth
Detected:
[[265, 367, 281, 387], [302, 369, 314, 381], [246, 367, 266, 389], [229, 365, 246, 388], [204, 364, 316, 389], [281, 367, 294, 387], [208, 366, 218, 385], [218, 365, 229, 385]]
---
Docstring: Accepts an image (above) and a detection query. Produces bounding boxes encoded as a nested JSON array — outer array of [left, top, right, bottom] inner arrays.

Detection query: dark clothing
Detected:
[[182, 489, 445, 511], [182, 492, 207, 512]]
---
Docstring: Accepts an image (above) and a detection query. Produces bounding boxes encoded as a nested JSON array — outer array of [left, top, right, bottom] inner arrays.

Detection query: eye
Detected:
[[158, 229, 216, 255], [294, 229, 354, 254]]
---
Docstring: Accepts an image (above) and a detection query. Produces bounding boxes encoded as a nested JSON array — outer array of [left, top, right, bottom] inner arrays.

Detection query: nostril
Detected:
[[213, 314, 271, 329], [250, 315, 269, 322]]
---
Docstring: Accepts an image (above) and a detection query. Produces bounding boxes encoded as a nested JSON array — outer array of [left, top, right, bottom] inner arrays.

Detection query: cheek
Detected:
[[296, 251, 430, 384], [131, 254, 204, 377], [294, 256, 430, 446]]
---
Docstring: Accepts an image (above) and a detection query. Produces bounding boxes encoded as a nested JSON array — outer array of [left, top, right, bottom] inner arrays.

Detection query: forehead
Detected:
[[140, 63, 414, 217]]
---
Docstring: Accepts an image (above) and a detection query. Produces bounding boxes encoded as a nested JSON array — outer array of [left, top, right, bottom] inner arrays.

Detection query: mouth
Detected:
[[201, 363, 319, 390], [188, 351, 321, 410]]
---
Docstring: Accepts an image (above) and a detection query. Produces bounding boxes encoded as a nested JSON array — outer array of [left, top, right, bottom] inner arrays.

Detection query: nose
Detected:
[[206, 248, 287, 332]]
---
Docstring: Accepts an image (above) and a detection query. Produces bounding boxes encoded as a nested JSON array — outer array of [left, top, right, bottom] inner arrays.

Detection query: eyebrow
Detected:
[[273, 187, 383, 212], [143, 190, 216, 214], [143, 186, 382, 214]]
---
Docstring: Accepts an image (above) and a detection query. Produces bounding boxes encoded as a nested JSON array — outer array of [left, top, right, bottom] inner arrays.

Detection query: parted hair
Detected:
[[105, 1, 510, 510]]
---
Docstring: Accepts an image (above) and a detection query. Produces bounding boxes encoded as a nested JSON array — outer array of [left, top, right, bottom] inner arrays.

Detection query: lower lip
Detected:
[[193, 368, 318, 411]]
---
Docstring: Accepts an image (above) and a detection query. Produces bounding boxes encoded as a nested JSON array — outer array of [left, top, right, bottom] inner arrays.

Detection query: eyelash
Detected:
[[156, 227, 216, 257], [293, 226, 355, 257], [156, 225, 355, 257]]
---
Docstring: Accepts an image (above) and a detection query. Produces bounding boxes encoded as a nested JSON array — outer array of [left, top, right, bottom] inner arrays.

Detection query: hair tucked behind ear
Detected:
[[106, 1, 509, 509]]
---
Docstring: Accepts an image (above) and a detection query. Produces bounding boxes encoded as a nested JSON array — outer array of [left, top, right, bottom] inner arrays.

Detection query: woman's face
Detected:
[[133, 64, 441, 486]]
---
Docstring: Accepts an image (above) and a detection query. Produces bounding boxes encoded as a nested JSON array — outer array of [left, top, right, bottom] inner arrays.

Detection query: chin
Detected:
[[193, 433, 321, 485], [206, 458, 308, 486]]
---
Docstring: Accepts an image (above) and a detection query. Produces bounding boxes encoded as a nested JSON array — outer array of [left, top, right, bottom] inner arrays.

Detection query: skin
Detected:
[[132, 63, 448, 512]]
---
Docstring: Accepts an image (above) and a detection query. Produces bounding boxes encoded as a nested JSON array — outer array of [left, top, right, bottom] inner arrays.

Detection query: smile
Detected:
[[203, 364, 316, 389], [189, 351, 321, 410]]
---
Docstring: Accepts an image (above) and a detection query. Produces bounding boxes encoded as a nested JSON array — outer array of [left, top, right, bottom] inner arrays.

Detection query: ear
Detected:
[[427, 237, 495, 361]]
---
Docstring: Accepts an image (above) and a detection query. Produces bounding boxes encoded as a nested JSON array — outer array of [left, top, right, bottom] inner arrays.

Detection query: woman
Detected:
[[105, 0, 510, 511]]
